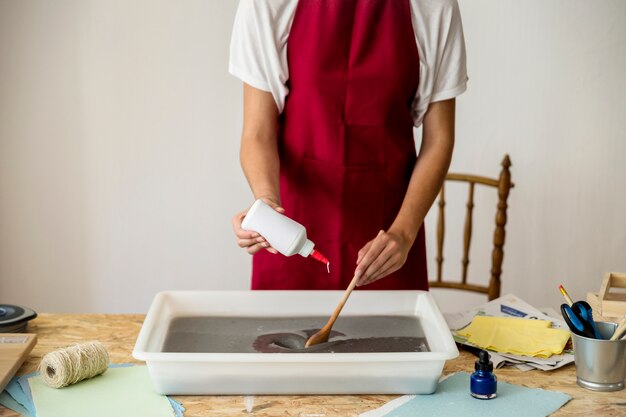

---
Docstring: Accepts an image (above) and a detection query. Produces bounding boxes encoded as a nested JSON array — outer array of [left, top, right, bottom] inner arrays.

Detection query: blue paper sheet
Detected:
[[5, 375, 36, 416], [360, 372, 571, 417], [16, 371, 38, 416], [0, 390, 33, 417]]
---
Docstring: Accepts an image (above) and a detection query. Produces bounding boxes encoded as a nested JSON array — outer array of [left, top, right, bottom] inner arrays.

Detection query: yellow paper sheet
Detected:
[[457, 316, 551, 338], [29, 365, 173, 417], [457, 316, 570, 358]]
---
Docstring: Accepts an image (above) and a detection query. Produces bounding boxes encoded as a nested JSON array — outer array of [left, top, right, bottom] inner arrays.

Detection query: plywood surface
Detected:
[[1, 314, 624, 417]]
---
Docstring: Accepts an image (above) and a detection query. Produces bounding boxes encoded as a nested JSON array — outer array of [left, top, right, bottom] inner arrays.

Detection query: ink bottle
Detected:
[[241, 199, 329, 269], [470, 350, 497, 399]]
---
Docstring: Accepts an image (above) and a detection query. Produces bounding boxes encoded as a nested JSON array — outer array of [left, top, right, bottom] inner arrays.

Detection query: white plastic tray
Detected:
[[133, 290, 458, 395]]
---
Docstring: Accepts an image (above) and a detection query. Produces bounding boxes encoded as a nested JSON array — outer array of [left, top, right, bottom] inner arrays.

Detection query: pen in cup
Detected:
[[558, 284, 574, 306], [558, 284, 601, 339]]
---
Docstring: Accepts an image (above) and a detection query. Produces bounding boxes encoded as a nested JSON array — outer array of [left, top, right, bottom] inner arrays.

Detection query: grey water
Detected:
[[162, 315, 430, 353]]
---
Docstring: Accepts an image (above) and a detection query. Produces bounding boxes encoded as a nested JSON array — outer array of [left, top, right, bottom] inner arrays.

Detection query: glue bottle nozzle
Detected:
[[310, 249, 331, 273]]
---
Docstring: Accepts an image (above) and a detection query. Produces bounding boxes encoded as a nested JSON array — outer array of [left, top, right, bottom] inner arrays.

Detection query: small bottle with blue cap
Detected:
[[470, 350, 497, 399]]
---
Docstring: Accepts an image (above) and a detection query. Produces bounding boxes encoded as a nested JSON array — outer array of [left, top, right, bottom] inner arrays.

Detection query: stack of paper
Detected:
[[0, 364, 184, 417], [445, 294, 575, 371], [456, 316, 570, 358]]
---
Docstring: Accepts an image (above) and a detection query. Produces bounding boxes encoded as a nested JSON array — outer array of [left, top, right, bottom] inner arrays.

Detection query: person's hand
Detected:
[[354, 230, 412, 286], [232, 197, 284, 255]]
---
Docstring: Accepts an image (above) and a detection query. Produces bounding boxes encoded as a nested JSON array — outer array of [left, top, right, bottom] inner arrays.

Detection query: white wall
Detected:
[[1, 0, 624, 313], [428, 0, 626, 312]]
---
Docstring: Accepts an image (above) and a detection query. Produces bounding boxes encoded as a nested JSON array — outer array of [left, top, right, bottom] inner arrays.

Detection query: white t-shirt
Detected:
[[229, 0, 468, 127]]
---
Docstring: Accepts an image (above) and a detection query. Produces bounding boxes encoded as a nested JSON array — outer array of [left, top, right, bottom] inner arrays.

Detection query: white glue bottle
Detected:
[[241, 199, 330, 272]]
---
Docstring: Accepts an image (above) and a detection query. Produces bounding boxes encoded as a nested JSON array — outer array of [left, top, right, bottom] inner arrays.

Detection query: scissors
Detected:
[[560, 301, 601, 339]]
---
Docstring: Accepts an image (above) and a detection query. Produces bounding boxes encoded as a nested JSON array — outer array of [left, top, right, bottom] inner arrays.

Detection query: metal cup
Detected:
[[572, 321, 626, 391]]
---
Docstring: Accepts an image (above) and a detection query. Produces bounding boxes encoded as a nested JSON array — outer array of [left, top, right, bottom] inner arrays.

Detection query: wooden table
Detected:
[[1, 314, 624, 417]]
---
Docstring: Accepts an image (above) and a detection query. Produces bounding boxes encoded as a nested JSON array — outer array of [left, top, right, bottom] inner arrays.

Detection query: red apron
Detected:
[[251, 0, 428, 290]]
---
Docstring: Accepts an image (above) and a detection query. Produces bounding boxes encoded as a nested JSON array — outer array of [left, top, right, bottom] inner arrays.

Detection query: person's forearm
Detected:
[[240, 84, 281, 203], [240, 132, 281, 202], [389, 99, 456, 245]]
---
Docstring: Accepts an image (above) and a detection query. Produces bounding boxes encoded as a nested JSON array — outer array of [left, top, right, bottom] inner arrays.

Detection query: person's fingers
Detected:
[[232, 203, 281, 256], [247, 241, 270, 254], [231, 212, 246, 232], [259, 197, 285, 213], [236, 235, 265, 248], [233, 208, 263, 236], [364, 247, 394, 280], [233, 208, 268, 256], [356, 241, 373, 265], [355, 230, 385, 283], [358, 230, 412, 286], [249, 243, 279, 255], [360, 255, 400, 286], [235, 227, 260, 239], [358, 243, 395, 286], [232, 211, 259, 235]]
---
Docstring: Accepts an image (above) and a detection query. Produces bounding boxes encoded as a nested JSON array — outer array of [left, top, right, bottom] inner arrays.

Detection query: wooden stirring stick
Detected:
[[609, 317, 626, 341], [305, 274, 359, 348]]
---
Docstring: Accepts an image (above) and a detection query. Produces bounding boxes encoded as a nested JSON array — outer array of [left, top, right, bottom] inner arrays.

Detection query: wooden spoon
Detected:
[[305, 274, 359, 348]]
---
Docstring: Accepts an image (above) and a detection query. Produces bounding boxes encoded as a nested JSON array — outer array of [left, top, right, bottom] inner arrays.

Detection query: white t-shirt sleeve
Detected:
[[228, 0, 297, 113], [410, 0, 468, 127], [229, 0, 467, 123]]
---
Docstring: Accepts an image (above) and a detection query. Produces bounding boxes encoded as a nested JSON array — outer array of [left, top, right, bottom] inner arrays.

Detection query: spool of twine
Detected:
[[39, 341, 109, 388]]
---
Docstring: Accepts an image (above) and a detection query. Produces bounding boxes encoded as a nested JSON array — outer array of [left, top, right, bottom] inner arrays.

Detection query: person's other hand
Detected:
[[232, 197, 284, 255], [354, 230, 411, 286]]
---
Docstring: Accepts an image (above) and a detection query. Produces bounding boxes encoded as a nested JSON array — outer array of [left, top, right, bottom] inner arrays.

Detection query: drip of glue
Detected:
[[311, 249, 331, 273], [241, 199, 331, 273]]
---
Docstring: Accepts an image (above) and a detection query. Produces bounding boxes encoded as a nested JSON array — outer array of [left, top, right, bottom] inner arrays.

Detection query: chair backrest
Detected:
[[429, 155, 513, 301]]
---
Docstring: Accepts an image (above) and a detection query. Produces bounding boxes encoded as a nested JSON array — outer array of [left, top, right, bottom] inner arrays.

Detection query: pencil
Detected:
[[558, 284, 574, 306]]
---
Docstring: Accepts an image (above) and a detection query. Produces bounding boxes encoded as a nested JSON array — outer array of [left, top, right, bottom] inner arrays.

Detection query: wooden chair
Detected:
[[429, 155, 513, 301]]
